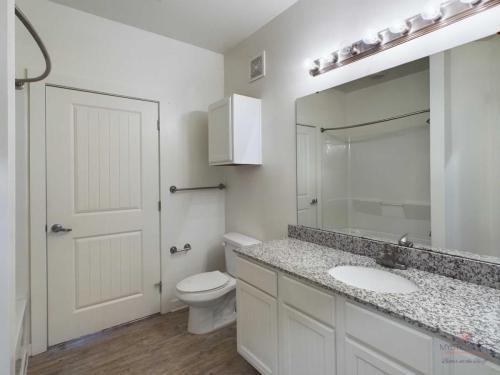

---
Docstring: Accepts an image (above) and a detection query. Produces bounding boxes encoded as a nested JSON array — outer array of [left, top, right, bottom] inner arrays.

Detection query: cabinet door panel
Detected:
[[208, 97, 232, 163], [280, 303, 335, 375], [345, 338, 417, 375], [237, 280, 278, 375]]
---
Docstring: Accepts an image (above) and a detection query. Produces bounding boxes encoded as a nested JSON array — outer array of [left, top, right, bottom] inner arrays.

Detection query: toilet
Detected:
[[175, 232, 261, 334]]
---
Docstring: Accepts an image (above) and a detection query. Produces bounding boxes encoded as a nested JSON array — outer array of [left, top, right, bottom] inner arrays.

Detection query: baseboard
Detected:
[[168, 298, 187, 312]]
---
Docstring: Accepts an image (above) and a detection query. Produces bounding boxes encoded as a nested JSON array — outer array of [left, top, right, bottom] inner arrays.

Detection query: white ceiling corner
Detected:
[[49, 0, 299, 53]]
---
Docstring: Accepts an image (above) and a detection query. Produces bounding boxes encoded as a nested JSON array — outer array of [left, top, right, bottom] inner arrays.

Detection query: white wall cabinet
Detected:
[[208, 94, 261, 165], [235, 256, 500, 375], [236, 280, 278, 375]]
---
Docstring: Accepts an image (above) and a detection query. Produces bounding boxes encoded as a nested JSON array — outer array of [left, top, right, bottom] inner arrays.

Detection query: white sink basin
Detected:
[[328, 266, 419, 294]]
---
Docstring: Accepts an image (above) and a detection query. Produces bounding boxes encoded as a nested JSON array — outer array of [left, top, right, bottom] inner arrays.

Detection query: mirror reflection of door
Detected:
[[296, 125, 318, 228]]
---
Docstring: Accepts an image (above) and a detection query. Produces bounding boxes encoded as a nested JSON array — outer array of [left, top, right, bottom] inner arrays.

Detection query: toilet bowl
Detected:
[[175, 233, 260, 334]]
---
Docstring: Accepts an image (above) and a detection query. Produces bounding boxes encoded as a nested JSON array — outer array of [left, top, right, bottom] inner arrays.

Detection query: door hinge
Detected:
[[155, 281, 162, 293], [157, 119, 160, 131], [158, 201, 161, 211], [45, 224, 48, 233]]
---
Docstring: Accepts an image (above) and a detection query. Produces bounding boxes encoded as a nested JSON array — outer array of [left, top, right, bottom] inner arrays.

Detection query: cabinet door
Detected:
[[345, 338, 418, 375], [279, 303, 335, 375], [208, 96, 232, 163], [236, 280, 278, 375]]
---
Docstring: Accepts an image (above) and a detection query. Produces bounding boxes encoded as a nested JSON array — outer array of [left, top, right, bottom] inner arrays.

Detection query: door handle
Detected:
[[310, 198, 318, 205], [51, 224, 72, 233]]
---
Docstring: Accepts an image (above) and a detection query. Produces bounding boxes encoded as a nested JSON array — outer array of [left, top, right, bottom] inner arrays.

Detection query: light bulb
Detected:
[[389, 20, 409, 34], [304, 58, 318, 71], [460, 0, 481, 4], [338, 44, 354, 57], [362, 30, 381, 45], [318, 53, 336, 68], [421, 5, 442, 21]]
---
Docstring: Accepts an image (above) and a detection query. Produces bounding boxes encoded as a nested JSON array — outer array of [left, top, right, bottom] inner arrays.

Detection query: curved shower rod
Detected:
[[14, 5, 51, 89]]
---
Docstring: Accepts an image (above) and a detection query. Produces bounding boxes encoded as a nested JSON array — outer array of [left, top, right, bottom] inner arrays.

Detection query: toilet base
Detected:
[[187, 290, 236, 334]]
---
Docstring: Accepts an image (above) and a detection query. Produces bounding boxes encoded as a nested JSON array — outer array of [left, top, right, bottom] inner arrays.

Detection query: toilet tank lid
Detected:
[[223, 232, 261, 247]]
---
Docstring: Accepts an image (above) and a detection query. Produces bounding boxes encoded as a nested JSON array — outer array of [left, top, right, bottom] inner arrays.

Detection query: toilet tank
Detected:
[[223, 232, 261, 276]]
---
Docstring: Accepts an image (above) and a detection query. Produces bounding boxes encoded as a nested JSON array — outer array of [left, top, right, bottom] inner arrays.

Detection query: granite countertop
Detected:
[[234, 238, 500, 364]]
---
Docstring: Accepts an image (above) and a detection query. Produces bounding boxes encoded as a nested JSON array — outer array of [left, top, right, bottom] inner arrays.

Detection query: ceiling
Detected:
[[50, 0, 299, 53]]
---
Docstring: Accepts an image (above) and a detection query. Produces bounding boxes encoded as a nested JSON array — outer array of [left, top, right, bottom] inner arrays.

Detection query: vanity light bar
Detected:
[[309, 0, 500, 76]]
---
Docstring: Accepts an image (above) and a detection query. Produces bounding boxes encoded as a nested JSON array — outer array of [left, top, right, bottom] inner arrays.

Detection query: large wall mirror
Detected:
[[296, 33, 500, 264]]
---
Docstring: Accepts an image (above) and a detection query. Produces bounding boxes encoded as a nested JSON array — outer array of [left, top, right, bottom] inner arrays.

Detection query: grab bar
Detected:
[[15, 6, 52, 89], [169, 183, 226, 193], [170, 244, 192, 254]]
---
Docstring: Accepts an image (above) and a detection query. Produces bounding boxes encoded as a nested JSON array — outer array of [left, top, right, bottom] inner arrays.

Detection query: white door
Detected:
[[345, 338, 417, 375], [46, 87, 161, 346], [237, 280, 278, 375], [296, 125, 318, 227], [279, 303, 335, 375]]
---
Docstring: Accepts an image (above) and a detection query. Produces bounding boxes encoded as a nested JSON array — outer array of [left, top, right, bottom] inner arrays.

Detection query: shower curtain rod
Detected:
[[14, 5, 52, 89], [320, 109, 430, 133]]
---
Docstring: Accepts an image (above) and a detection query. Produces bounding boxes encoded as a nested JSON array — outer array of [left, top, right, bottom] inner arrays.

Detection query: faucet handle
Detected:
[[398, 233, 414, 247]]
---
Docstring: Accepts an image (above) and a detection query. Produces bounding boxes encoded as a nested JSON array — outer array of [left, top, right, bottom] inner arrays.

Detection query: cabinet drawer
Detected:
[[345, 338, 418, 375], [345, 302, 432, 374], [279, 275, 335, 327], [236, 256, 277, 297]]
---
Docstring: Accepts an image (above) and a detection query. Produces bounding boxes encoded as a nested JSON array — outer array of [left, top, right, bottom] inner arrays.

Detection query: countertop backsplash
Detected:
[[288, 225, 500, 290]]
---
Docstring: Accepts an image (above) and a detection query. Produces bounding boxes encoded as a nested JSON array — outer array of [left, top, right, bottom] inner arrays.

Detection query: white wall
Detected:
[[223, 0, 500, 241], [15, 90, 29, 302], [0, 0, 16, 372], [440, 38, 500, 257], [15, 0, 225, 353]]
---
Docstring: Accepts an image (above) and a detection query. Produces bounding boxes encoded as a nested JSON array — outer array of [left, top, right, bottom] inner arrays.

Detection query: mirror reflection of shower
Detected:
[[296, 58, 431, 245], [297, 34, 500, 261]]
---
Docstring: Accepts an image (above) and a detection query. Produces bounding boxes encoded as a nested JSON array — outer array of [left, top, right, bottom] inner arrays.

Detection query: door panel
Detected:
[[236, 280, 278, 375], [296, 125, 318, 228], [46, 87, 160, 346], [279, 303, 335, 375]]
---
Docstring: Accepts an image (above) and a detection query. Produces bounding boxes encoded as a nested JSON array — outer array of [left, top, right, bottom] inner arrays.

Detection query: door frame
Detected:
[[29, 76, 162, 354]]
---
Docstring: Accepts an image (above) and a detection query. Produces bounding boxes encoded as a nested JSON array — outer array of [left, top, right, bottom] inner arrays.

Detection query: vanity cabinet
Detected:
[[235, 256, 500, 375], [208, 94, 262, 166]]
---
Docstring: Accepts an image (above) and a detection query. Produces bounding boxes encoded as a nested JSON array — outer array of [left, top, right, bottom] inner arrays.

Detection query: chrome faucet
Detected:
[[376, 245, 407, 270], [398, 233, 414, 248]]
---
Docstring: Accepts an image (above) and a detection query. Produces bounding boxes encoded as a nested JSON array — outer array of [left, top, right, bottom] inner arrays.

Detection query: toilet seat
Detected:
[[175, 272, 236, 305], [176, 271, 229, 293]]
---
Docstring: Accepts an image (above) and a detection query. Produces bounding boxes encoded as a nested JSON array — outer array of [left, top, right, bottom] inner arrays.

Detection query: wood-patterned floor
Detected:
[[28, 309, 259, 375]]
